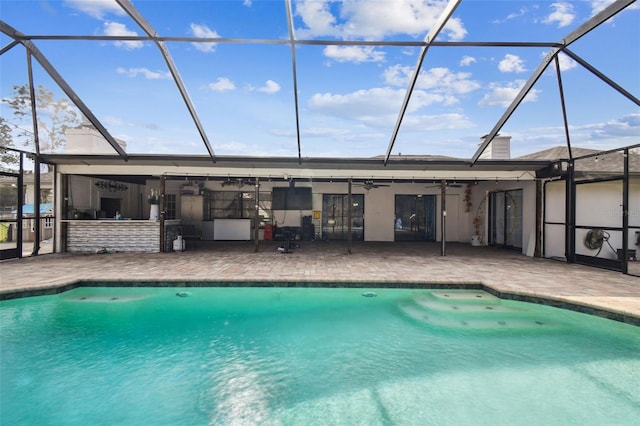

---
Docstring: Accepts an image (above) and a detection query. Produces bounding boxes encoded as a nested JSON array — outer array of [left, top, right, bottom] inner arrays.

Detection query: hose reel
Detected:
[[584, 228, 614, 257]]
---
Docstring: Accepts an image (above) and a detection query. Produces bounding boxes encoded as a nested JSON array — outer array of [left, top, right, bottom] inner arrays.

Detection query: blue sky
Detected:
[[1, 0, 638, 159]]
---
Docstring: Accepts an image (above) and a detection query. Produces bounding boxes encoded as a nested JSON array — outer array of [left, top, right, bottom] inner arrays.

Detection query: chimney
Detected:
[[479, 134, 511, 160]]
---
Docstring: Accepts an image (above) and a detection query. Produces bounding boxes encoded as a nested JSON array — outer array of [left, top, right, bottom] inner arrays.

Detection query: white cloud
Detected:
[[383, 65, 480, 95], [587, 113, 640, 139], [478, 80, 540, 107], [257, 80, 281, 94], [492, 6, 531, 24], [323, 46, 385, 63], [460, 56, 476, 67], [190, 23, 220, 53], [589, 0, 616, 16], [498, 54, 526, 73], [402, 113, 474, 131], [542, 2, 575, 28], [309, 87, 405, 122], [542, 51, 577, 72], [116, 67, 171, 80], [295, 0, 467, 41], [307, 84, 471, 130], [208, 77, 236, 92], [294, 0, 339, 38], [64, 0, 124, 19], [102, 115, 124, 127], [103, 21, 143, 50]]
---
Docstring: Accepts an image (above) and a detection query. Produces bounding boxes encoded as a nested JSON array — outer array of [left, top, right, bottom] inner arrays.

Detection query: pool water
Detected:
[[1, 287, 639, 425]]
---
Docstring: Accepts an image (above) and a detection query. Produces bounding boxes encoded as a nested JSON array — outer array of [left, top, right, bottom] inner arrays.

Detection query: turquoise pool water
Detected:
[[1, 287, 639, 425]]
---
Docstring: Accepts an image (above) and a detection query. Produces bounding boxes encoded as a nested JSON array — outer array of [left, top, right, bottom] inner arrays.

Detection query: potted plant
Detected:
[[148, 189, 159, 205], [148, 189, 159, 220]]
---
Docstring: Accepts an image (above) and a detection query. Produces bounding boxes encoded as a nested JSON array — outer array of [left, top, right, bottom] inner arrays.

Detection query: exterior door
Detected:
[[322, 194, 364, 240], [394, 195, 436, 241], [489, 189, 523, 249]]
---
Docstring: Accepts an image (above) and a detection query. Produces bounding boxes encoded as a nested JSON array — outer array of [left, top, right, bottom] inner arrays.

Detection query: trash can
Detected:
[[264, 224, 273, 241]]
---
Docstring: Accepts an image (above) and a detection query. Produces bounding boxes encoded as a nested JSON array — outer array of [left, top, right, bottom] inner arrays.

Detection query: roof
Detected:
[[516, 147, 599, 161], [517, 146, 640, 177]]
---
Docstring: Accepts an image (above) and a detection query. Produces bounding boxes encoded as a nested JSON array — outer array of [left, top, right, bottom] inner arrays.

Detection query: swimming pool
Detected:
[[1, 286, 639, 425]]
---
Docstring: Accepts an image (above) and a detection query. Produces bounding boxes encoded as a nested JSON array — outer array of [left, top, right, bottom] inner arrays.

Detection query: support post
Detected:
[[441, 179, 446, 256], [347, 179, 353, 255], [255, 177, 260, 253], [159, 175, 165, 252], [565, 161, 575, 263]]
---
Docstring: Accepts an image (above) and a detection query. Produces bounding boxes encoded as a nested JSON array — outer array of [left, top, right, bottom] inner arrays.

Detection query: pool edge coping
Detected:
[[1, 279, 638, 327]]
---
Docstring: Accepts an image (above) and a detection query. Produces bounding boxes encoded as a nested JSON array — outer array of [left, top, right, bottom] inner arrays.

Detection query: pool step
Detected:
[[397, 291, 561, 331]]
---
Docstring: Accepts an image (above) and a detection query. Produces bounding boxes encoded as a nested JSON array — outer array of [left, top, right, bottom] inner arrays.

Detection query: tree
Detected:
[[2, 84, 81, 153], [0, 116, 18, 168]]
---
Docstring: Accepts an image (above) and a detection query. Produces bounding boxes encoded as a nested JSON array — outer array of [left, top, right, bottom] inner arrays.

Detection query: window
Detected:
[[164, 194, 177, 220]]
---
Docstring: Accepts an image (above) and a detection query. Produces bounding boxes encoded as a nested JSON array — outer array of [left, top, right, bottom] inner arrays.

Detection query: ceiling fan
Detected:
[[354, 180, 391, 191], [424, 182, 464, 189], [221, 178, 256, 188]]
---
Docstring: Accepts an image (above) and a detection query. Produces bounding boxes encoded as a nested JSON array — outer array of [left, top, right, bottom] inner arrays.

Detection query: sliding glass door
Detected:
[[489, 189, 523, 249], [394, 195, 436, 241]]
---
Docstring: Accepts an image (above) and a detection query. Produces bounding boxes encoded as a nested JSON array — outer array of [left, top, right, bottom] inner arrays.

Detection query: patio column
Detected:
[[254, 177, 260, 253], [441, 179, 446, 256]]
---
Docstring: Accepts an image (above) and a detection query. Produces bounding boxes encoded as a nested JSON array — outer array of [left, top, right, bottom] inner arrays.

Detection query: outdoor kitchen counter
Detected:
[[63, 219, 164, 253]]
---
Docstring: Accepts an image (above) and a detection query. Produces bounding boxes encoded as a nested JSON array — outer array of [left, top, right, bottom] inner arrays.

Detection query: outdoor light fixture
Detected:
[[95, 180, 128, 192]]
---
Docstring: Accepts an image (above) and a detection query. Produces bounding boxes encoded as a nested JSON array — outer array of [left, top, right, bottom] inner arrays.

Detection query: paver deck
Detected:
[[1, 242, 639, 325]]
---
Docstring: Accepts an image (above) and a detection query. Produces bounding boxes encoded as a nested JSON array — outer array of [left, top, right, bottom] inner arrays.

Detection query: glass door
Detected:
[[394, 195, 436, 241], [489, 189, 523, 249], [322, 194, 364, 240]]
